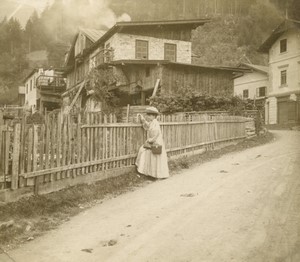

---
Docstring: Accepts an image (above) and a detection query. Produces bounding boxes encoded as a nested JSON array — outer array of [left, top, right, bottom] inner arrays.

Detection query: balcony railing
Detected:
[[92, 48, 114, 68], [36, 76, 67, 94]]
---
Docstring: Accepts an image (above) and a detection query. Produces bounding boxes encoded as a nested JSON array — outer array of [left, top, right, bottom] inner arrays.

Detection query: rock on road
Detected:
[[6, 131, 300, 262]]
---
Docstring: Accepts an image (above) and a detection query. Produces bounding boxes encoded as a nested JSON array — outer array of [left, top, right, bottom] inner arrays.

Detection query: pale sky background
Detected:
[[0, 0, 130, 29], [0, 0, 56, 27]]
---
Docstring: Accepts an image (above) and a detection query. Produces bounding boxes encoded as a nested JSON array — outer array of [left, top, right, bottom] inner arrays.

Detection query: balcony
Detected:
[[35, 76, 67, 112], [92, 48, 114, 68], [36, 75, 67, 94]]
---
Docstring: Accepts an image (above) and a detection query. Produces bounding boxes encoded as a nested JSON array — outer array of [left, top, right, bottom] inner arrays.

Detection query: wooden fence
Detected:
[[0, 111, 247, 198]]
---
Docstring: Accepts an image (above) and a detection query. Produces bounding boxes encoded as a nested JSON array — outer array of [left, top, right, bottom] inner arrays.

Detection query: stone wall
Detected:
[[106, 33, 192, 64]]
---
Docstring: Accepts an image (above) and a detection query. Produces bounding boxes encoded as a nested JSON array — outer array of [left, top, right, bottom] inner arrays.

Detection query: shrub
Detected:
[[149, 88, 257, 115]]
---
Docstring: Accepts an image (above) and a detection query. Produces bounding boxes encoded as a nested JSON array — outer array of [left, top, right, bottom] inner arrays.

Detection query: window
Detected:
[[30, 80, 32, 91], [136, 40, 148, 60], [281, 70, 287, 86], [164, 43, 177, 62], [280, 39, 287, 53], [26, 84, 28, 94], [243, 89, 249, 99], [256, 86, 266, 97]]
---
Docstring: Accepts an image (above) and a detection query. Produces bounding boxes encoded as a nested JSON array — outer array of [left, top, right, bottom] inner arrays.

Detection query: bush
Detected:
[[149, 88, 257, 114]]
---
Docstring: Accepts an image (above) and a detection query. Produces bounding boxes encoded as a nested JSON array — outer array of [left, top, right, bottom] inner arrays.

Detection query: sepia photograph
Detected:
[[0, 0, 299, 261]]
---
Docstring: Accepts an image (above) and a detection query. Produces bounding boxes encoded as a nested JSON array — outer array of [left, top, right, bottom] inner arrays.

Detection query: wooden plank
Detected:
[[18, 116, 26, 187], [87, 113, 92, 172], [39, 125, 45, 181], [152, 79, 160, 97], [21, 153, 137, 178], [82, 113, 87, 174], [71, 116, 76, 177], [32, 125, 39, 194], [11, 124, 21, 190], [56, 112, 62, 180], [77, 113, 82, 176], [91, 113, 96, 172], [61, 116, 67, 179], [4, 130, 10, 186], [66, 80, 85, 114], [0, 110, 3, 125], [104, 114, 108, 170], [67, 115, 72, 178], [44, 114, 51, 182], [50, 115, 56, 180], [0, 125, 3, 180], [26, 127, 33, 186]]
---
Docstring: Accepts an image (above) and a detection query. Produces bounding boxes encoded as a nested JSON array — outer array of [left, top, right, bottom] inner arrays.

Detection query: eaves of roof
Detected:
[[258, 19, 300, 53], [110, 59, 249, 73]]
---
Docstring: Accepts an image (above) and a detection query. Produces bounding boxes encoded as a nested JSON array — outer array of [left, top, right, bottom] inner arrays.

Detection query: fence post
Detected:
[[0, 110, 3, 125], [0, 125, 3, 183], [11, 123, 21, 190]]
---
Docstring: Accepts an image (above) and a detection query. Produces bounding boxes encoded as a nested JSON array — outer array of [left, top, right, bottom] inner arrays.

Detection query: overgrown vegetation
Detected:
[[149, 88, 257, 114], [83, 68, 129, 117]]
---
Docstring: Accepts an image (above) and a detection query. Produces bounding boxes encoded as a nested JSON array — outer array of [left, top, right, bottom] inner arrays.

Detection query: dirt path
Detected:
[[3, 131, 300, 262]]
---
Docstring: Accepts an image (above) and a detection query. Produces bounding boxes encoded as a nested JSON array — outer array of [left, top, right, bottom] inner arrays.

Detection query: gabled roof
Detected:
[[259, 19, 300, 53], [79, 28, 106, 42], [64, 28, 106, 67], [238, 63, 268, 74]]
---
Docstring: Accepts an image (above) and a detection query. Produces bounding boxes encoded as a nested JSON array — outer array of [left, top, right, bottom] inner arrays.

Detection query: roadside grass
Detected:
[[0, 132, 274, 249], [169, 131, 274, 171]]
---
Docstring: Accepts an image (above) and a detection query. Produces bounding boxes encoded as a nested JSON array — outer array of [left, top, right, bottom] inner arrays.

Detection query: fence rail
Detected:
[[0, 111, 248, 199]]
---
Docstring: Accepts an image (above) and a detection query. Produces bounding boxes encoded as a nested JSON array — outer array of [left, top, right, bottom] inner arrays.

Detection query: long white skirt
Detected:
[[135, 145, 169, 179]]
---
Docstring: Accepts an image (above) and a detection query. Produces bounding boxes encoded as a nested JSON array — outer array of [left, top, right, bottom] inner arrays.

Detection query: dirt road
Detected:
[[4, 130, 300, 262]]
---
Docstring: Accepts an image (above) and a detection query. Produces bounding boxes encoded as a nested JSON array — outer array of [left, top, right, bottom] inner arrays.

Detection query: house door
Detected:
[[278, 101, 297, 124], [277, 101, 288, 124]]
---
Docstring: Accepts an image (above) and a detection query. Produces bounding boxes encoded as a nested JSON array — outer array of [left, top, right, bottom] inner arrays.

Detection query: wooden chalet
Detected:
[[63, 19, 245, 112]]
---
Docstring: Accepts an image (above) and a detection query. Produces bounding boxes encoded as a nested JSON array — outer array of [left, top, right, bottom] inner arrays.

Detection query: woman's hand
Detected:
[[137, 113, 143, 122]]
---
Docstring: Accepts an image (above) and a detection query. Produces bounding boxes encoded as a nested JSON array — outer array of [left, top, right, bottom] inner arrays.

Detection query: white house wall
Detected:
[[24, 69, 55, 110], [266, 28, 300, 124], [105, 33, 192, 63], [234, 71, 268, 99], [268, 29, 300, 96], [25, 72, 38, 109]]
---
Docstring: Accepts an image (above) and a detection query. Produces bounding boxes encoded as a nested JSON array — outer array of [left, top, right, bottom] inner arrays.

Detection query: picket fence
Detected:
[[0, 111, 247, 199]]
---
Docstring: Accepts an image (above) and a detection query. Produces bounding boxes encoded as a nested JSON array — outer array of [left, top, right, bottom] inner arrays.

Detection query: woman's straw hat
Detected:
[[145, 106, 159, 115]]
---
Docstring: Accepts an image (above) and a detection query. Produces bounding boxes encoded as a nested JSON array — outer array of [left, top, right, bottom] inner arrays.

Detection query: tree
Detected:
[[6, 18, 23, 55], [192, 1, 282, 66], [24, 10, 47, 52], [289, 0, 300, 20]]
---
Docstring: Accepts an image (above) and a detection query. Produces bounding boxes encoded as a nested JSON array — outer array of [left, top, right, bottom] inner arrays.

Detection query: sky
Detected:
[[0, 0, 131, 29], [0, 0, 55, 27]]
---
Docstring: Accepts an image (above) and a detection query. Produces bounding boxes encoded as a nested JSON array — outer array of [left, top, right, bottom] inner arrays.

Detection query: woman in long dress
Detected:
[[135, 107, 169, 179]]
